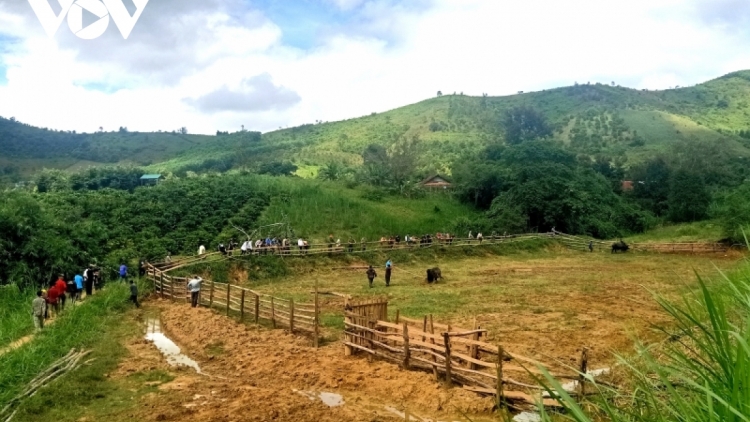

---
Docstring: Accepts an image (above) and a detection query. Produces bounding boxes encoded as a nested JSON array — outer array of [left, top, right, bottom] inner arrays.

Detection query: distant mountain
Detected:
[[3, 70, 750, 180]]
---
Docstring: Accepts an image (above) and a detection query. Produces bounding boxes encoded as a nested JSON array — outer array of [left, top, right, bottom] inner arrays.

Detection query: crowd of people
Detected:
[[31, 266, 101, 332]]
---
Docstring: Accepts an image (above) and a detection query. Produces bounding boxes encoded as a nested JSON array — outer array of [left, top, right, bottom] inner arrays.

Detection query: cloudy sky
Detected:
[[0, 0, 749, 135]]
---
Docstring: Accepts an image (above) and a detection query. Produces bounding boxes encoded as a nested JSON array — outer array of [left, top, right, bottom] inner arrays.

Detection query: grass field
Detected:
[[624, 220, 725, 243], [238, 246, 743, 369]]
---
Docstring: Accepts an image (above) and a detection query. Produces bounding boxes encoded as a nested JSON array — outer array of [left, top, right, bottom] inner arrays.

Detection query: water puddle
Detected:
[[513, 412, 541, 422], [145, 318, 202, 374], [294, 389, 345, 407]]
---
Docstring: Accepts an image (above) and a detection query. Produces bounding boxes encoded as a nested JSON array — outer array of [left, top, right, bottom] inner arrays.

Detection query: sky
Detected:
[[0, 0, 749, 135]]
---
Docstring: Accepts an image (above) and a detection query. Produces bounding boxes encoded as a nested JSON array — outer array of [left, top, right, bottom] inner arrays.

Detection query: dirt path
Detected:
[[123, 300, 494, 422]]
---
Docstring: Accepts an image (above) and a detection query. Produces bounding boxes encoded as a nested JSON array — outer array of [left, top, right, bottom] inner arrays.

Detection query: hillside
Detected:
[[3, 70, 750, 180]]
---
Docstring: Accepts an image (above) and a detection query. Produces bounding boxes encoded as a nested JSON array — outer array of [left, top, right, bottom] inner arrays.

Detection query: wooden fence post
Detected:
[[344, 314, 352, 356], [226, 283, 231, 316], [402, 323, 410, 370], [290, 299, 295, 333], [254, 294, 260, 324], [497, 346, 504, 410], [579, 347, 589, 397], [443, 332, 452, 388], [314, 280, 320, 349], [428, 315, 439, 380], [469, 320, 480, 370], [209, 281, 215, 308], [170, 277, 175, 301], [395, 310, 400, 324], [271, 297, 276, 328], [240, 290, 246, 322], [159, 273, 164, 299]]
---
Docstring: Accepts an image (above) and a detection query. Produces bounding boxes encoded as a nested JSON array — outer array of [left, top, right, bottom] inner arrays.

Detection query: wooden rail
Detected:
[[145, 264, 321, 347]]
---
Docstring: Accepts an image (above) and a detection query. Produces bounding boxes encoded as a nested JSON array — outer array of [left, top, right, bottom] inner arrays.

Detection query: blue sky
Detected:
[[253, 0, 354, 49]]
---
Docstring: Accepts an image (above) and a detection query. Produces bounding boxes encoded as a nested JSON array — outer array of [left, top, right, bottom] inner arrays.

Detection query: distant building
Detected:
[[420, 174, 452, 190], [140, 174, 164, 186], [621, 180, 634, 191]]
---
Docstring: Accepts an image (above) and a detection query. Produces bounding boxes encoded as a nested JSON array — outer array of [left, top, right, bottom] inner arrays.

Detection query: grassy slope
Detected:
[[5, 71, 750, 179]]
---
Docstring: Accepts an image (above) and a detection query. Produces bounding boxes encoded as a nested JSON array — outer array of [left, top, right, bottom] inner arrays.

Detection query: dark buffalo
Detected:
[[611, 240, 629, 254], [426, 267, 442, 283]]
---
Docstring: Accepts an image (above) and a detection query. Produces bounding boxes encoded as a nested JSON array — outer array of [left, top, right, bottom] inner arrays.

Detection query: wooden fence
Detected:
[[344, 307, 582, 407], [146, 264, 321, 347]]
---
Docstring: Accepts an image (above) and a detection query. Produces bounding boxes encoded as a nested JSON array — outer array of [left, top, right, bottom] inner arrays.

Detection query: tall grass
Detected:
[[538, 254, 750, 421], [0, 286, 34, 348], [0, 282, 141, 406]]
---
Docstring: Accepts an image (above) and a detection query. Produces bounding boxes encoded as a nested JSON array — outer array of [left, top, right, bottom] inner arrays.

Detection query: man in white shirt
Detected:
[[186, 276, 202, 308], [198, 245, 206, 255]]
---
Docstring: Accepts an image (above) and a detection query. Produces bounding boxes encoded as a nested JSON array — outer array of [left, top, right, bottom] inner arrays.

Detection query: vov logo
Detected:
[[28, 0, 150, 40]]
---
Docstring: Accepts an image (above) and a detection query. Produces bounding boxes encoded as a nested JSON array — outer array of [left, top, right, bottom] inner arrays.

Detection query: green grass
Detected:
[[0, 286, 34, 349], [0, 279, 150, 409]]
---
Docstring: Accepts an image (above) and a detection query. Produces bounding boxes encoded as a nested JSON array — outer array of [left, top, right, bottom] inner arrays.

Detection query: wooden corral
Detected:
[[145, 264, 321, 347], [343, 301, 584, 408]]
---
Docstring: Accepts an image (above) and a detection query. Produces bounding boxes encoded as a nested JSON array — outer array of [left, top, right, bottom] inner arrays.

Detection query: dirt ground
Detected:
[[116, 250, 744, 422], [119, 300, 494, 422]]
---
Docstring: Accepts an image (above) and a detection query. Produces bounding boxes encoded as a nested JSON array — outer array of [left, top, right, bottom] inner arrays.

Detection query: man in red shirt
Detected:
[[46, 283, 60, 318], [55, 275, 68, 311]]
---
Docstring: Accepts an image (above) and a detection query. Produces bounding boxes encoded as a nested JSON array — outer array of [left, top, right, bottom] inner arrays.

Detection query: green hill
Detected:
[[3, 70, 750, 181]]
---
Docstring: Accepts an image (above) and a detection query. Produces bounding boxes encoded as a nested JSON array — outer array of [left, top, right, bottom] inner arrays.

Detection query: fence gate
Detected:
[[344, 298, 389, 356]]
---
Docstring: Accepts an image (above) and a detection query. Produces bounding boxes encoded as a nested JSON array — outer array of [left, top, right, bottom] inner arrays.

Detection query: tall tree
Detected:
[[502, 106, 552, 145], [668, 169, 711, 223]]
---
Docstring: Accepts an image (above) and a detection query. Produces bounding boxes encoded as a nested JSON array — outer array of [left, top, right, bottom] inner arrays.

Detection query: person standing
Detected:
[[477, 232, 484, 244], [385, 259, 393, 287], [589, 241, 594, 252], [74, 273, 84, 302], [366, 265, 377, 288], [119, 263, 128, 282], [84, 266, 95, 297], [32, 291, 46, 332], [129, 280, 140, 308], [328, 234, 334, 253], [198, 244, 206, 256], [55, 275, 67, 311], [66, 277, 77, 306], [348, 238, 355, 253], [187, 276, 202, 308]]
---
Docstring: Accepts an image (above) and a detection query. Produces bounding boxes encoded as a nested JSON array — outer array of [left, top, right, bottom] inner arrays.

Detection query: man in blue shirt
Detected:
[[385, 259, 392, 287], [119, 263, 128, 281], [74, 274, 84, 302]]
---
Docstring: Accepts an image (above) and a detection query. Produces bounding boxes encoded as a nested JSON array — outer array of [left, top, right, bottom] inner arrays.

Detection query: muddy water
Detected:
[[294, 390, 345, 407], [145, 318, 202, 374]]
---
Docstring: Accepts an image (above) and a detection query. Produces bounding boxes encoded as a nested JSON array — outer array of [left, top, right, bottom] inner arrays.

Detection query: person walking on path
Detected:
[[366, 265, 377, 288], [589, 241, 594, 252], [46, 282, 60, 319], [129, 280, 140, 308], [385, 259, 393, 287], [66, 278, 77, 306], [199, 244, 206, 256], [119, 263, 128, 282], [55, 275, 67, 311], [32, 291, 46, 332], [74, 274, 84, 302], [187, 276, 203, 308]]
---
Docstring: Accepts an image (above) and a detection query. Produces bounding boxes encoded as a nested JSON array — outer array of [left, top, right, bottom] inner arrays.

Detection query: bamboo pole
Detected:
[[209, 281, 215, 308], [254, 294, 260, 324], [443, 332, 452, 388], [497, 345, 504, 410], [290, 299, 295, 333], [240, 290, 246, 322], [159, 272, 164, 299], [402, 323, 410, 370], [429, 315, 439, 380], [271, 297, 277, 329], [314, 279, 320, 348], [226, 283, 231, 316]]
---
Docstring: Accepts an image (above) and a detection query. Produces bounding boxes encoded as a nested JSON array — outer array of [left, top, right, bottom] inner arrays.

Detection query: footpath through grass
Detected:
[[0, 280, 150, 415]]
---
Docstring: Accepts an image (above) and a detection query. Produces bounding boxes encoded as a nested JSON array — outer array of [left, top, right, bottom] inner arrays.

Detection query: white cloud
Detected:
[[0, 0, 749, 135]]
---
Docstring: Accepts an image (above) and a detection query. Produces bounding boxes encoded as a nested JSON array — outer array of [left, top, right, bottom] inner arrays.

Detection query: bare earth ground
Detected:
[[120, 301, 493, 422], [113, 249, 743, 422]]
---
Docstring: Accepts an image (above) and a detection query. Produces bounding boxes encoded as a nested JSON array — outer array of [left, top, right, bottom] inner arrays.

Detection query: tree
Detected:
[[502, 106, 552, 145], [258, 161, 298, 177], [667, 169, 711, 223], [437, 91, 443, 97], [179, 127, 188, 135], [630, 157, 671, 216], [363, 144, 388, 166], [318, 162, 347, 181]]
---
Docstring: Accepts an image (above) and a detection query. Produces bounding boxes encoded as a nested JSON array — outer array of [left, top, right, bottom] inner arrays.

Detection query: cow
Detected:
[[611, 240, 629, 254], [426, 267, 442, 283]]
